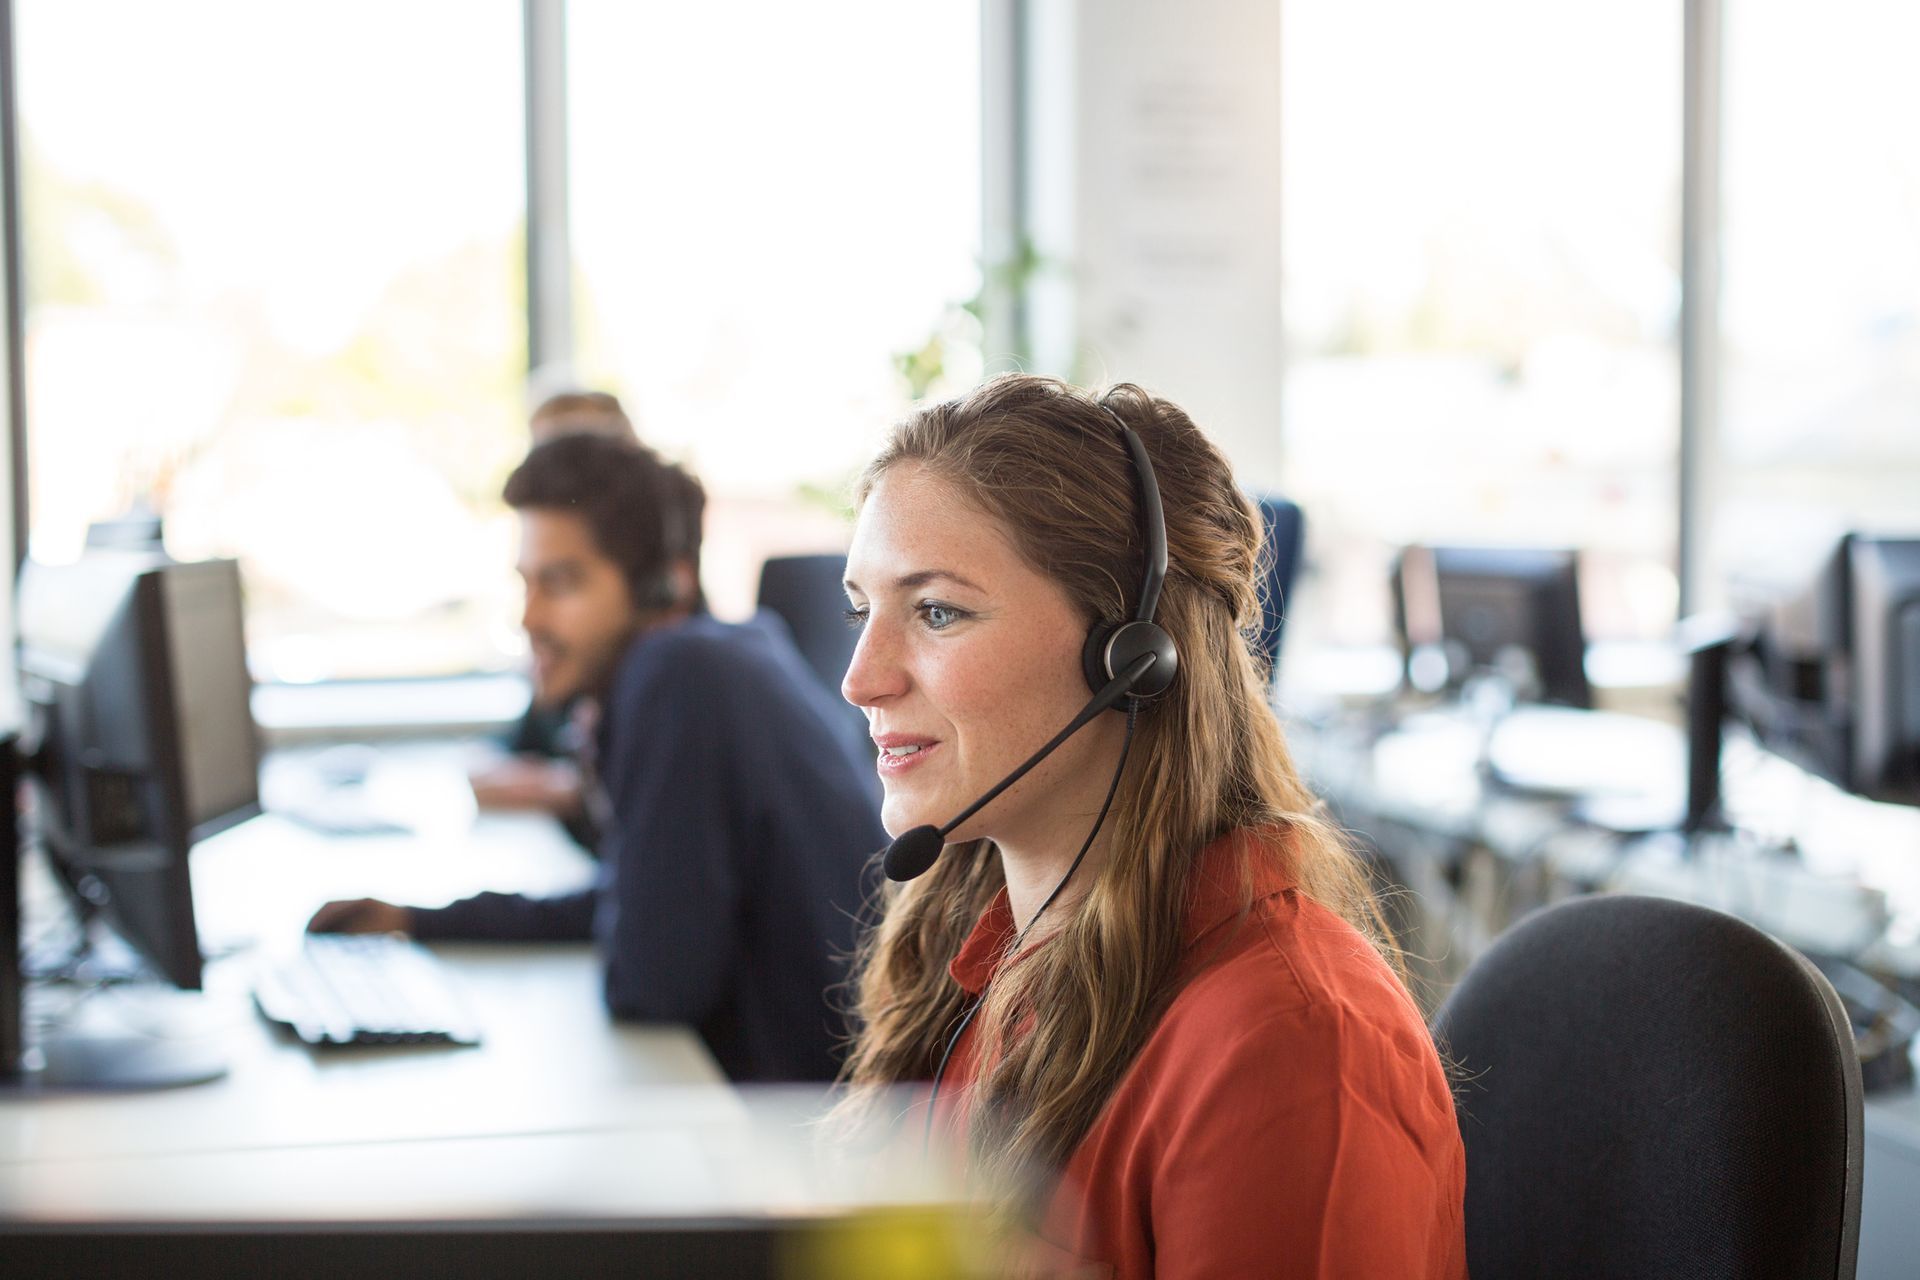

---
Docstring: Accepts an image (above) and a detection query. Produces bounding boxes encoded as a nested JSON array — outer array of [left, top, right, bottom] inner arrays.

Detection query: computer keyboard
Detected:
[[253, 933, 482, 1048]]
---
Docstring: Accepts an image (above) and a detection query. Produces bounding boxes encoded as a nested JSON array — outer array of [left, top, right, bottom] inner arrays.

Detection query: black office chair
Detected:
[[1251, 495, 1305, 685], [755, 552, 859, 706], [1432, 894, 1862, 1280]]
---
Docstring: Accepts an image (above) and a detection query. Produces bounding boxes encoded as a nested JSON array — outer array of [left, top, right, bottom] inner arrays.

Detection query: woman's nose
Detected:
[[842, 617, 908, 710]]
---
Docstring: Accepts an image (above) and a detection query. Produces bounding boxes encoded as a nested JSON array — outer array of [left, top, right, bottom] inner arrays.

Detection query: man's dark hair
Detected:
[[504, 433, 706, 610]]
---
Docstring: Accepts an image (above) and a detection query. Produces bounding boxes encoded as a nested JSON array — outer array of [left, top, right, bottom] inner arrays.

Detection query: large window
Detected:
[[1714, 0, 1920, 592], [567, 1, 981, 618], [17, 1, 526, 682], [15, 2, 981, 682], [1279, 0, 1682, 661]]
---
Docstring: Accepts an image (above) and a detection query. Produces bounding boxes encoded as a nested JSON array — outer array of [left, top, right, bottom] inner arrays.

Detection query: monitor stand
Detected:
[[15, 1028, 228, 1091], [3, 736, 227, 1093], [4, 981, 229, 1093]]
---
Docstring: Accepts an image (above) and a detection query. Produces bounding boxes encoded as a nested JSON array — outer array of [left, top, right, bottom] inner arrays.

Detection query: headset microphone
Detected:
[[881, 652, 1159, 882]]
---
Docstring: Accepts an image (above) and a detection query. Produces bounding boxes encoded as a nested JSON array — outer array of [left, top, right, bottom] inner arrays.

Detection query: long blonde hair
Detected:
[[838, 375, 1399, 1202]]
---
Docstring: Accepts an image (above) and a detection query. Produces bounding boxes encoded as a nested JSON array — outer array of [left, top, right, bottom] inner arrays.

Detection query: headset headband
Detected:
[[1103, 406, 1168, 626]]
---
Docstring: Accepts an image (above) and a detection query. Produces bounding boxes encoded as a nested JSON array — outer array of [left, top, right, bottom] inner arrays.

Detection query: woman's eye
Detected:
[[842, 606, 869, 630], [919, 602, 965, 630]]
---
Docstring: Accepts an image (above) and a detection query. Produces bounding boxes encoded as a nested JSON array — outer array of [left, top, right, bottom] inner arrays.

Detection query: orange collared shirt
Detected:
[[941, 830, 1469, 1279]]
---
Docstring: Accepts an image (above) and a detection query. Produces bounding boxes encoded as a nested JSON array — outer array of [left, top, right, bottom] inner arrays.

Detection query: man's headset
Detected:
[[637, 467, 700, 611], [880, 399, 1180, 883]]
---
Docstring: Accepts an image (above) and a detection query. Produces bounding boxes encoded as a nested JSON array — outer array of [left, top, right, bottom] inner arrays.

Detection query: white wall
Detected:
[[990, 0, 1285, 490]]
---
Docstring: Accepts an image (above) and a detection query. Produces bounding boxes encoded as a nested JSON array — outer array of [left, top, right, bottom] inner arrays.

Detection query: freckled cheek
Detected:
[[931, 636, 1084, 759], [914, 645, 995, 738]]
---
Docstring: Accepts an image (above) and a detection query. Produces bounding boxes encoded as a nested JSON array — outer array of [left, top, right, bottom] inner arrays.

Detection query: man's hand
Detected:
[[307, 898, 416, 935]]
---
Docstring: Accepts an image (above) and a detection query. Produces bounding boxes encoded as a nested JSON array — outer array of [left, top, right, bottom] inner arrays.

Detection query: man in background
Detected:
[[311, 433, 882, 1083], [468, 389, 641, 839]]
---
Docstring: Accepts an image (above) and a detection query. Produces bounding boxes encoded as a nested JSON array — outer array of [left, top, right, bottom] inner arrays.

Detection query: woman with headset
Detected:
[[837, 375, 1466, 1277]]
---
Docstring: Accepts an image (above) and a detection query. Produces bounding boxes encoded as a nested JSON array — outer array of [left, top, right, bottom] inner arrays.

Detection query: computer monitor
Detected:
[[1395, 545, 1592, 709], [7, 553, 259, 1086], [1848, 537, 1920, 804], [83, 510, 165, 553], [1715, 534, 1920, 808]]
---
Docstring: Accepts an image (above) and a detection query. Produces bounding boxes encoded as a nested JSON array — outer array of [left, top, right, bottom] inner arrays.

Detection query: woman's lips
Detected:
[[873, 738, 940, 776]]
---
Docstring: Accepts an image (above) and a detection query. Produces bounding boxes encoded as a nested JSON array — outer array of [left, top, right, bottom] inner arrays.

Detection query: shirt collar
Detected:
[[1181, 827, 1297, 945], [948, 889, 1016, 996], [944, 828, 1297, 996]]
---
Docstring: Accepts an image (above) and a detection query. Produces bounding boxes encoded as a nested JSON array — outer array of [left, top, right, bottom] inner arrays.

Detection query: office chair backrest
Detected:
[[755, 552, 858, 700], [1432, 894, 1863, 1280], [1252, 495, 1305, 685]]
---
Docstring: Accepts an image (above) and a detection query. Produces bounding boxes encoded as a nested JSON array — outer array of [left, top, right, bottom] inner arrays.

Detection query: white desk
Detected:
[[0, 747, 968, 1280], [0, 745, 760, 1222]]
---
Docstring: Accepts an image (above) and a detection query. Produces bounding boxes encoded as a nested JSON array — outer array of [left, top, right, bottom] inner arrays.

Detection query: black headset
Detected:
[[880, 397, 1180, 883], [637, 465, 698, 611], [1079, 408, 1179, 701]]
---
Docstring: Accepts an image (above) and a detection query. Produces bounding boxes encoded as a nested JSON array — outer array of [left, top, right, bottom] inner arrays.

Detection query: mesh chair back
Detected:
[[1432, 894, 1862, 1280]]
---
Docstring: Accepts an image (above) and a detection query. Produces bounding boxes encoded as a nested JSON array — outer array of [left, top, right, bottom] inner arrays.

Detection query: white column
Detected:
[[1000, 0, 1285, 487], [524, 0, 574, 384], [1679, 0, 1722, 616]]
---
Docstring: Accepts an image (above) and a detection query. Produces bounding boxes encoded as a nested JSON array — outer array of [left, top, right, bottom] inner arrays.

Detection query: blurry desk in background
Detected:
[[1289, 704, 1920, 1280], [1292, 706, 1920, 981]]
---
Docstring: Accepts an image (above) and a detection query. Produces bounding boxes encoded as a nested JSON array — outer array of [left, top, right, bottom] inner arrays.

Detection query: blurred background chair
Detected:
[[1432, 894, 1862, 1280], [755, 553, 864, 734], [1251, 495, 1305, 687]]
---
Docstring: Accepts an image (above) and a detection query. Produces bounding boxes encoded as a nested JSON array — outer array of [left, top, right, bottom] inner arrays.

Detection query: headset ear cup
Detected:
[[1082, 619, 1180, 699], [1082, 623, 1119, 696], [1106, 620, 1179, 698], [637, 568, 681, 611]]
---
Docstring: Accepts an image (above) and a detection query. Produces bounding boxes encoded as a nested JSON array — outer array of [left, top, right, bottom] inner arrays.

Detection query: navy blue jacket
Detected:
[[413, 613, 883, 1082]]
